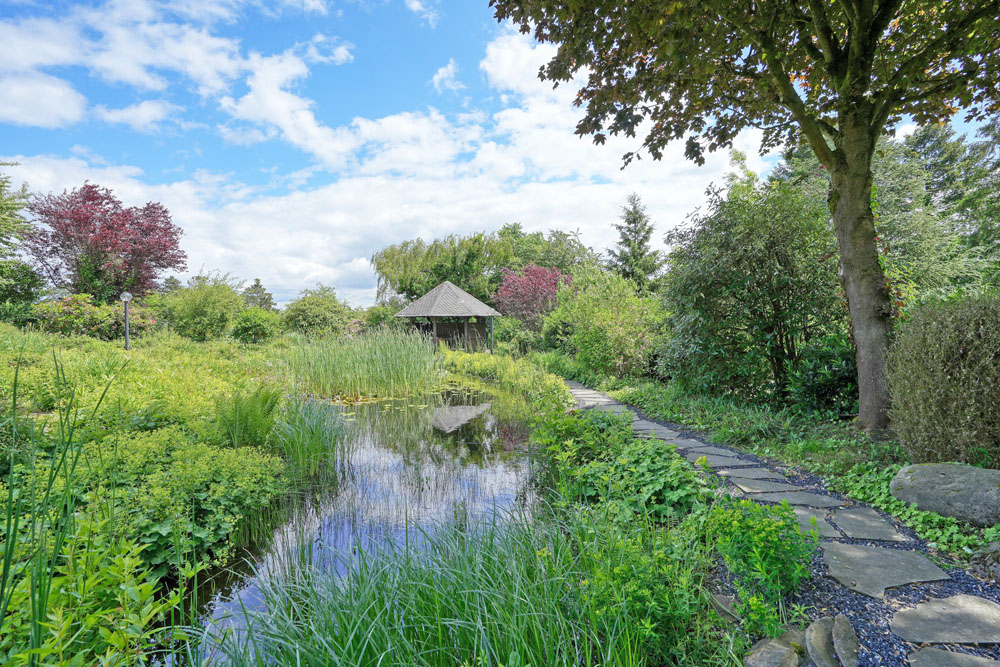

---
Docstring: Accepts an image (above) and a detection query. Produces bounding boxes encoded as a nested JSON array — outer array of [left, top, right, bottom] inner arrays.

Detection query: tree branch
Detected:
[[874, 3, 998, 112], [758, 39, 838, 166]]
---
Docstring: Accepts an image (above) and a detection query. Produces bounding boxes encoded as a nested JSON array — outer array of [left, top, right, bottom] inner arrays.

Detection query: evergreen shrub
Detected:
[[888, 293, 1000, 465]]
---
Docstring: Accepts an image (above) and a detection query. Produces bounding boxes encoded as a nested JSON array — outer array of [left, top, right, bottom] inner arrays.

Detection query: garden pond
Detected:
[[197, 382, 537, 631]]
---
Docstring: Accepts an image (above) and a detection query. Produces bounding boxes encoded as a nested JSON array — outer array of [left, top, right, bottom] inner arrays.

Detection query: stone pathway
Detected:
[[563, 381, 1000, 666]]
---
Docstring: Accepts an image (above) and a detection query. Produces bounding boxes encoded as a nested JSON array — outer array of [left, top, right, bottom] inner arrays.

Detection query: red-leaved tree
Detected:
[[494, 264, 569, 331], [26, 183, 187, 303]]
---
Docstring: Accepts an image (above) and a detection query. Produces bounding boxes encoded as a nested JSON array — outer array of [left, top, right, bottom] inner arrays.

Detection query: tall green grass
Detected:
[[273, 398, 352, 479], [285, 329, 441, 399], [198, 509, 734, 667]]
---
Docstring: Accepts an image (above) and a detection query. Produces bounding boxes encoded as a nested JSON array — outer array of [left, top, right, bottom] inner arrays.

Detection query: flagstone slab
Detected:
[[752, 491, 845, 508], [830, 507, 907, 542], [730, 478, 806, 494], [672, 438, 707, 450], [684, 445, 738, 457], [909, 648, 1000, 666], [793, 507, 841, 538], [891, 595, 1000, 644], [684, 451, 749, 467], [716, 468, 789, 481], [823, 542, 949, 599]]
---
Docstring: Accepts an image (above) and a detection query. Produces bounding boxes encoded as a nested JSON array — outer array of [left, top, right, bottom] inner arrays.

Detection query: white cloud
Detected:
[[403, 0, 438, 26], [96, 100, 182, 132], [0, 72, 87, 128], [431, 59, 464, 93], [3, 28, 773, 307], [303, 34, 354, 65], [220, 50, 360, 169]]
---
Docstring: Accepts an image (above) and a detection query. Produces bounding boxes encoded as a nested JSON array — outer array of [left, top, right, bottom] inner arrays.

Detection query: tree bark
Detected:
[[829, 111, 893, 433]]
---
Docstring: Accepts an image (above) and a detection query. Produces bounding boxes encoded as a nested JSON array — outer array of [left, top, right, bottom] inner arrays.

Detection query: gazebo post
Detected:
[[489, 316, 494, 352], [463, 319, 469, 350], [432, 317, 437, 342]]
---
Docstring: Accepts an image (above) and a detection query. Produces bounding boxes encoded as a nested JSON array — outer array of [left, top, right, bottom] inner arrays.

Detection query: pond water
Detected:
[[198, 382, 536, 630]]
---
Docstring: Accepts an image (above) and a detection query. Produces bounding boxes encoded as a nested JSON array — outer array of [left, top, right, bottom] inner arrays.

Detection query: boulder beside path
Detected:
[[890, 463, 1000, 527]]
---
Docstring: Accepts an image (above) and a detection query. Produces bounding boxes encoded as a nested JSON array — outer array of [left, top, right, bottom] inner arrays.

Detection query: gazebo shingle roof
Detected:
[[394, 280, 501, 318]]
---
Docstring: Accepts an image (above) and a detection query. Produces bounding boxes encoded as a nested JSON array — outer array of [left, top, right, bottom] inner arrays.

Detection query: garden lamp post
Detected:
[[120, 292, 132, 350]]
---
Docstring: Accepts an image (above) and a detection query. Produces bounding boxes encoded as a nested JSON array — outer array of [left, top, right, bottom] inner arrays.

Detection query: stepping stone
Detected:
[[594, 404, 629, 414], [832, 614, 859, 666], [685, 445, 738, 457], [731, 478, 805, 494], [673, 438, 707, 450], [909, 648, 1000, 666], [823, 542, 949, 599], [752, 491, 845, 508], [805, 617, 837, 667], [743, 628, 806, 667], [684, 452, 748, 468], [717, 468, 789, 481], [794, 507, 841, 538], [891, 595, 1000, 644], [830, 507, 907, 542]]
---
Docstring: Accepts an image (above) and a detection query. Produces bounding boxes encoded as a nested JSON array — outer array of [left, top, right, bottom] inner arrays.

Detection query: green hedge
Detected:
[[889, 293, 1000, 465]]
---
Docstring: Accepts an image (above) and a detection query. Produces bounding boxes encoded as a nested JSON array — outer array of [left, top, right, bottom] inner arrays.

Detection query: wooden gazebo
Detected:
[[395, 281, 500, 350]]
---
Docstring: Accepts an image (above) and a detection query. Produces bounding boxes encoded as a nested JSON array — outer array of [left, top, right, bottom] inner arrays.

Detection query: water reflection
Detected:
[[199, 385, 533, 628]]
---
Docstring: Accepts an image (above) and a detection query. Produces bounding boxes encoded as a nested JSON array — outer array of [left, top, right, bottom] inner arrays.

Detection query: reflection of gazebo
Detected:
[[432, 403, 491, 433], [395, 281, 500, 350]]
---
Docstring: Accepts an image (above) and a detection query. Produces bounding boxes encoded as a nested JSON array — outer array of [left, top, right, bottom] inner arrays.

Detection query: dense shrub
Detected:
[[231, 307, 282, 344], [149, 276, 244, 341], [0, 259, 44, 307], [786, 333, 858, 418], [542, 266, 665, 378], [494, 315, 541, 356], [282, 285, 353, 337], [888, 293, 1000, 465], [32, 293, 156, 340], [662, 164, 844, 399]]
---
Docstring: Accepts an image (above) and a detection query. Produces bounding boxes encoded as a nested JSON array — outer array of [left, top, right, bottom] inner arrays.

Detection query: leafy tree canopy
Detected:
[[25, 183, 187, 304], [0, 164, 28, 260], [371, 232, 515, 303], [492, 0, 1000, 431], [496, 223, 600, 273], [665, 155, 845, 399], [606, 194, 662, 292]]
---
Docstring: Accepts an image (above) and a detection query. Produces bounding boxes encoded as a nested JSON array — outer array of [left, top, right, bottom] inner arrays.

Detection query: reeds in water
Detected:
[[285, 329, 441, 400]]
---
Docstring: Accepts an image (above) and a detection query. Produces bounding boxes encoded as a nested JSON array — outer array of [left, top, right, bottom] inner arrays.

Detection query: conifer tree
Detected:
[[607, 193, 662, 291], [242, 278, 276, 310]]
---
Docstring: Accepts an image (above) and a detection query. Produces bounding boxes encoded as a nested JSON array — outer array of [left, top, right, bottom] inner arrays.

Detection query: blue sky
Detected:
[[0, 0, 971, 305]]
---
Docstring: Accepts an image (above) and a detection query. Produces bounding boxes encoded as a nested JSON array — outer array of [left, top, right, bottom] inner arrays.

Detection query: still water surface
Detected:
[[199, 384, 535, 628]]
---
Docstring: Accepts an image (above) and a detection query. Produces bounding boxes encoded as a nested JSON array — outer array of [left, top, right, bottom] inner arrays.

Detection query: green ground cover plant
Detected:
[[704, 500, 817, 636]]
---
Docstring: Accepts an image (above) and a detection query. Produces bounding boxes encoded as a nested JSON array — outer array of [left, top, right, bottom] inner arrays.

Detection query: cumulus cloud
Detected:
[[403, 0, 438, 26], [0, 72, 87, 128], [3, 28, 771, 306], [431, 59, 464, 93], [95, 100, 182, 132]]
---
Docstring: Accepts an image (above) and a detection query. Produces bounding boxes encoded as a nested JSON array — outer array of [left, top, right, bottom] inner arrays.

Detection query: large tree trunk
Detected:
[[829, 112, 893, 433]]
